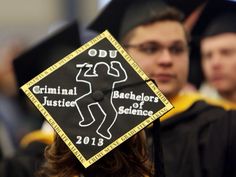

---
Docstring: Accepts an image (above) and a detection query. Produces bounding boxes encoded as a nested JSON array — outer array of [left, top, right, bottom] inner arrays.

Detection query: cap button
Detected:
[[92, 90, 104, 101]]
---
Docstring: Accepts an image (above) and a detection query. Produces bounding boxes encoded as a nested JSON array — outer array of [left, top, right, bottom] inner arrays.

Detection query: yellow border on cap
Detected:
[[21, 30, 173, 168]]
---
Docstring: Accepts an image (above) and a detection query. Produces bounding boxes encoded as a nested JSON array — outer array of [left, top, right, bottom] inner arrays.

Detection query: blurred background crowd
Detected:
[[0, 0, 111, 157]]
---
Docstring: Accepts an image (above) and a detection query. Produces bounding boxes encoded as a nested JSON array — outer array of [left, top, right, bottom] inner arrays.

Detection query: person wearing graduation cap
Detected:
[[2, 18, 156, 177], [88, 0, 236, 177], [197, 0, 236, 106]]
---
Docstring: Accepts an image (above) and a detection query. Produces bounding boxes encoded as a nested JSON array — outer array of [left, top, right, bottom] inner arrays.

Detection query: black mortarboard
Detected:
[[21, 30, 173, 168], [88, 0, 172, 40], [192, 0, 236, 39], [13, 20, 81, 92], [203, 12, 236, 37]]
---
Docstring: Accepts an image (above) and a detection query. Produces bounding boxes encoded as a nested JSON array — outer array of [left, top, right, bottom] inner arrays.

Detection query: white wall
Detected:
[[0, 0, 111, 47], [0, 0, 67, 45]]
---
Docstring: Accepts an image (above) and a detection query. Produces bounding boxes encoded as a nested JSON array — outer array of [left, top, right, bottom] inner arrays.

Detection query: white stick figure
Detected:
[[75, 61, 127, 139]]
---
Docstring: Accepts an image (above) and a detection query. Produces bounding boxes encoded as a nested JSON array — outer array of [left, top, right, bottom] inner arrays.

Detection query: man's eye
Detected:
[[202, 52, 212, 60], [221, 49, 236, 56], [139, 45, 159, 54], [170, 45, 186, 54]]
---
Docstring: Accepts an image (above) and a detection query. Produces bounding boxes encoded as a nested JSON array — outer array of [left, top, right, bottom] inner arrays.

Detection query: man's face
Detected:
[[124, 21, 189, 99], [201, 33, 236, 95]]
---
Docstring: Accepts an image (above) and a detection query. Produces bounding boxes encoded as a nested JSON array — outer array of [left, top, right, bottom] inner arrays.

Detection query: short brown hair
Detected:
[[122, 7, 190, 44]]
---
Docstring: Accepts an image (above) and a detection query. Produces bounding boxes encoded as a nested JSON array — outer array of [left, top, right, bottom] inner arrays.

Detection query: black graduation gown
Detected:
[[159, 100, 236, 177]]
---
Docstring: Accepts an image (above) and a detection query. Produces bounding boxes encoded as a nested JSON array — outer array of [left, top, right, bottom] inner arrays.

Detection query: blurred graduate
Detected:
[[193, 0, 236, 106]]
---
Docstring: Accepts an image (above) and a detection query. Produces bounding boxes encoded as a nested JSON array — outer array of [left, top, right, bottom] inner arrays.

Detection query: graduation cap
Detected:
[[20, 30, 173, 168], [13, 20, 81, 93], [89, 0, 176, 40], [192, 0, 236, 40]]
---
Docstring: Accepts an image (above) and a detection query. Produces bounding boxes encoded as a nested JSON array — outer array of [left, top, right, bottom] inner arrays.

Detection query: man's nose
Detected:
[[156, 49, 173, 66], [211, 53, 222, 68]]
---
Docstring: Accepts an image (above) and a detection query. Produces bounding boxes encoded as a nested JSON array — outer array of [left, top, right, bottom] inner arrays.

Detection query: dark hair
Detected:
[[147, 6, 184, 24], [122, 7, 189, 44], [37, 131, 153, 177]]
